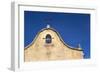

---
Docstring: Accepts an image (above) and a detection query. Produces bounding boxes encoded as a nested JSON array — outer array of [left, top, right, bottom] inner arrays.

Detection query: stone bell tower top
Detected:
[[46, 24, 50, 28]]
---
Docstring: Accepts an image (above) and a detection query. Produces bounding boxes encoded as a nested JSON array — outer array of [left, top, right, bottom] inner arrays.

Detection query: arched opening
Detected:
[[45, 34, 52, 44]]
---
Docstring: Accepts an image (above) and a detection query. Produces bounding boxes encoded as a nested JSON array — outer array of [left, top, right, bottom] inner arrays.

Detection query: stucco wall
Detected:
[[24, 28, 83, 62]]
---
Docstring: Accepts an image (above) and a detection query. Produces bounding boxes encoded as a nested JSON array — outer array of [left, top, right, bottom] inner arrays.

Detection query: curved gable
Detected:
[[25, 27, 82, 51]]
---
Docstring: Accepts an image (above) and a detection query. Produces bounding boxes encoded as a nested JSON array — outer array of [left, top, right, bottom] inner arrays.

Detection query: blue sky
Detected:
[[24, 11, 90, 59]]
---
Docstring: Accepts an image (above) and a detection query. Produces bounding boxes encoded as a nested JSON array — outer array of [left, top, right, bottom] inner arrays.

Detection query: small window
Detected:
[[45, 34, 52, 44]]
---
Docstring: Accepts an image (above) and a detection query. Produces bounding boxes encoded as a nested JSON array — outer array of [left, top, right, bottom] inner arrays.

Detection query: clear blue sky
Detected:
[[24, 11, 90, 59]]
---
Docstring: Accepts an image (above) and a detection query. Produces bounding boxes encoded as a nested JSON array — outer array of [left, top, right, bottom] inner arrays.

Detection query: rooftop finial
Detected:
[[78, 44, 82, 50], [47, 24, 50, 28], [78, 44, 81, 48]]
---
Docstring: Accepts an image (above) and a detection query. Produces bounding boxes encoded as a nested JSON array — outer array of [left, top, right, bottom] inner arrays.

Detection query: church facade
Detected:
[[24, 25, 83, 62]]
